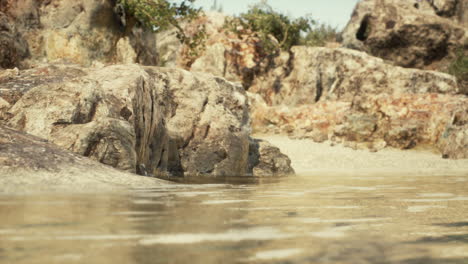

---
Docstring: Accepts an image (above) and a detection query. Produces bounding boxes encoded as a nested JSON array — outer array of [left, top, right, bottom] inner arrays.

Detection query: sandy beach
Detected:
[[256, 135, 468, 177]]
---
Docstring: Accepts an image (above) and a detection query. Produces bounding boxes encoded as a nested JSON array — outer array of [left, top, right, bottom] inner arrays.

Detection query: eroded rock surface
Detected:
[[2, 63, 292, 177], [0, 124, 167, 193], [0, 12, 28, 69], [341, 0, 467, 70], [1, 0, 157, 66], [248, 138, 295, 177], [248, 47, 468, 159], [250, 47, 461, 106], [437, 109, 468, 159]]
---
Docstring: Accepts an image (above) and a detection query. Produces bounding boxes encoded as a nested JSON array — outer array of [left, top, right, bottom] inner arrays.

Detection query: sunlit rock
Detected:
[[3, 63, 293, 177], [341, 0, 467, 69]]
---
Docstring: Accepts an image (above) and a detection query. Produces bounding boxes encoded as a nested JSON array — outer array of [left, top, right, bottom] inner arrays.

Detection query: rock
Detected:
[[6, 64, 156, 174], [0, 64, 87, 108], [116, 37, 138, 64], [250, 47, 461, 107], [438, 125, 468, 159], [335, 114, 378, 142], [155, 28, 181, 67], [0, 12, 28, 68], [248, 138, 295, 177], [248, 46, 467, 157], [0, 97, 10, 121], [151, 68, 251, 177], [2, 0, 157, 66], [152, 12, 269, 88], [341, 0, 467, 69], [251, 92, 468, 156], [457, 0, 468, 27], [191, 43, 229, 79], [0, 124, 167, 193], [437, 109, 468, 159], [3, 63, 291, 177]]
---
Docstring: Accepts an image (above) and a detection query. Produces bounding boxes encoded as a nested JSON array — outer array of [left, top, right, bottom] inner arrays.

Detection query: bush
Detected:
[[117, 0, 206, 56], [224, 1, 313, 54], [300, 23, 339, 47], [448, 48, 468, 91], [449, 49, 468, 79]]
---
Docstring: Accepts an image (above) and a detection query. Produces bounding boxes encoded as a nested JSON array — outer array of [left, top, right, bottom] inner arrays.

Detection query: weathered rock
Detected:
[[0, 64, 87, 106], [341, 0, 467, 70], [248, 138, 295, 176], [0, 124, 167, 193], [156, 69, 251, 177], [250, 47, 461, 107], [6, 64, 156, 174], [248, 46, 467, 158], [3, 63, 291, 177], [191, 43, 229, 79], [0, 12, 28, 69], [251, 92, 468, 158], [2, 0, 157, 66], [0, 97, 10, 121], [153, 12, 269, 88], [155, 27, 181, 67], [437, 108, 468, 159]]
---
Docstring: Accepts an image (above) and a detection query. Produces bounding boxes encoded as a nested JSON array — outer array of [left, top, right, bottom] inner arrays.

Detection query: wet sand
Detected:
[[256, 135, 468, 177]]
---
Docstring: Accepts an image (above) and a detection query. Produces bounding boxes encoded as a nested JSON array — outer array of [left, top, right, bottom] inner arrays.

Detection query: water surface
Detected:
[[1, 174, 468, 263]]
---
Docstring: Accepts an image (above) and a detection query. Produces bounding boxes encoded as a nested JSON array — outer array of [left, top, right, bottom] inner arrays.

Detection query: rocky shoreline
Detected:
[[0, 0, 467, 191]]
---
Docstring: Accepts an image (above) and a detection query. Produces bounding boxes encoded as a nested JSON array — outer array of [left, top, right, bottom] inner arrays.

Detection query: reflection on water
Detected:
[[1, 174, 468, 264]]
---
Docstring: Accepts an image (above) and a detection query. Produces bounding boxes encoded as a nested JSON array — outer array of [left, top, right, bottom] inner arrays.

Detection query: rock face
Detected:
[[2, 63, 293, 177], [341, 0, 467, 70], [0, 12, 28, 68], [0, 124, 167, 193], [250, 47, 461, 106], [437, 109, 468, 159], [1, 0, 157, 66], [249, 46, 468, 159], [248, 138, 295, 177]]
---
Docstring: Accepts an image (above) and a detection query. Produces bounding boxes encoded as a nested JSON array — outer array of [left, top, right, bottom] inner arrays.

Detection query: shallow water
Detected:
[[1, 174, 468, 264]]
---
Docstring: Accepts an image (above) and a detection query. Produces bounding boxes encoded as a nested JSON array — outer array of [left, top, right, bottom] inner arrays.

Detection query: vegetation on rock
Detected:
[[300, 24, 338, 47], [223, 1, 338, 55], [223, 1, 312, 54], [117, 0, 206, 57], [448, 48, 468, 90]]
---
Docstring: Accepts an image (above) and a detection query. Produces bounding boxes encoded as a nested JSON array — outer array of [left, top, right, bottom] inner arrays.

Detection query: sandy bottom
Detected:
[[255, 135, 468, 176]]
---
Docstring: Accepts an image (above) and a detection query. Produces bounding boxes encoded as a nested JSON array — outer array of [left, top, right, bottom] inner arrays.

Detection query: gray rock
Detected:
[[0, 124, 167, 194], [248, 47, 468, 158], [2, 0, 157, 66], [0, 12, 28, 69], [248, 138, 295, 177], [438, 109, 468, 159], [341, 0, 467, 69], [250, 46, 461, 107], [3, 63, 290, 177]]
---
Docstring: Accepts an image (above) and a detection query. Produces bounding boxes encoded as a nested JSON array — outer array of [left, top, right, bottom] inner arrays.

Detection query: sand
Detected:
[[255, 135, 468, 177]]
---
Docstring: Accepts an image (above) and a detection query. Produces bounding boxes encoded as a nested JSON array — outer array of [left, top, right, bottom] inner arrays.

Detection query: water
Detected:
[[1, 174, 468, 264]]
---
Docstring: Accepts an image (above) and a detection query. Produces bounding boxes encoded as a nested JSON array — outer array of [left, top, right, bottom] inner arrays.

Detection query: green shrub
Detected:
[[448, 48, 468, 85], [300, 23, 339, 47], [117, 0, 206, 56], [224, 1, 313, 54]]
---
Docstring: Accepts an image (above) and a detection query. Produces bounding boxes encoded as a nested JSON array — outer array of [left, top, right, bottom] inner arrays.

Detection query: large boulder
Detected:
[[250, 47, 461, 107], [341, 0, 467, 70], [0, 124, 167, 193], [0, 12, 28, 69], [249, 46, 468, 159], [3, 63, 293, 177], [145, 67, 251, 177], [1, 0, 157, 66]]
